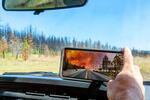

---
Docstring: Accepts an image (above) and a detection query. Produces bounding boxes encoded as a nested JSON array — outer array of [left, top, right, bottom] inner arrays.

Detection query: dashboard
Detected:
[[0, 75, 149, 100], [0, 75, 107, 100]]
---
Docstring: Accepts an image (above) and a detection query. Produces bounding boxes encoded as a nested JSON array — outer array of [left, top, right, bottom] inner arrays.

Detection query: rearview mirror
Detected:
[[2, 0, 87, 14]]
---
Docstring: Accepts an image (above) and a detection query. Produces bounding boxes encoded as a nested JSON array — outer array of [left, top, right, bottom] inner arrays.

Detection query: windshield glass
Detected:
[[0, 0, 150, 81]]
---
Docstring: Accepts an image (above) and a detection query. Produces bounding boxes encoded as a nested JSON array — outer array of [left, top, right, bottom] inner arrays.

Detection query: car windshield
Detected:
[[0, 0, 150, 81]]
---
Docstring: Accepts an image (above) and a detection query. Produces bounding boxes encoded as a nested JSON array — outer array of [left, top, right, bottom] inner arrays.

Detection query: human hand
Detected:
[[107, 48, 145, 100]]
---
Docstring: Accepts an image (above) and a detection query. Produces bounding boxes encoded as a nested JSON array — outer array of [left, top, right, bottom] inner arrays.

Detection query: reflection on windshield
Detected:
[[0, 0, 150, 81], [5, 0, 66, 9]]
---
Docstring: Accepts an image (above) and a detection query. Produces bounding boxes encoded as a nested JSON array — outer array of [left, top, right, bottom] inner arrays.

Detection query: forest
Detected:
[[0, 24, 150, 61]]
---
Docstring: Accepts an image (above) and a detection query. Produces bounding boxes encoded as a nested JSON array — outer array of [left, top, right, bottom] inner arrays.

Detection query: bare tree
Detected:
[[43, 44, 49, 57], [0, 37, 8, 58], [22, 39, 30, 61], [9, 36, 23, 59]]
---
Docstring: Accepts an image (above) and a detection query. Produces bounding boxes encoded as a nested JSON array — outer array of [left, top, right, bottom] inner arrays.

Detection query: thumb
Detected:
[[122, 47, 134, 71]]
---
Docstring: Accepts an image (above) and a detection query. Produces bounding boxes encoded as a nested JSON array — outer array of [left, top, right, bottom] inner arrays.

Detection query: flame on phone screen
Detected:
[[65, 50, 120, 70]]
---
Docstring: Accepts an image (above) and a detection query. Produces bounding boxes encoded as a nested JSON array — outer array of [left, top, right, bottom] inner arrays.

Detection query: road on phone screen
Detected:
[[68, 69, 111, 81]]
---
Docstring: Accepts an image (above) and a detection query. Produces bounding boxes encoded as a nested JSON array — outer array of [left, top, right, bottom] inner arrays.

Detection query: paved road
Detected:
[[69, 69, 111, 81]]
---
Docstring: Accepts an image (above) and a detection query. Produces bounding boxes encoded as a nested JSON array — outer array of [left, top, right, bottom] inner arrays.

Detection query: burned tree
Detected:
[[0, 37, 8, 58]]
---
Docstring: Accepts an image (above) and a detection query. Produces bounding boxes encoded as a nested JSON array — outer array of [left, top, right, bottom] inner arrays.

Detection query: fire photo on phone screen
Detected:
[[62, 49, 123, 81]]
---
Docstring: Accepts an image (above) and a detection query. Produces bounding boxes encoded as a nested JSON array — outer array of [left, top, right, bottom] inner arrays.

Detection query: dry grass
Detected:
[[0, 55, 60, 74], [0, 55, 150, 81], [134, 56, 150, 81]]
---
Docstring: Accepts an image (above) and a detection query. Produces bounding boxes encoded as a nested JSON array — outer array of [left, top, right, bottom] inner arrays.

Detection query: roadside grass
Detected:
[[134, 56, 150, 81], [0, 55, 60, 74], [0, 55, 150, 81]]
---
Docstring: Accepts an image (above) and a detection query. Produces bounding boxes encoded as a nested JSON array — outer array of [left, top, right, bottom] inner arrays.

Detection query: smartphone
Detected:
[[60, 47, 123, 82]]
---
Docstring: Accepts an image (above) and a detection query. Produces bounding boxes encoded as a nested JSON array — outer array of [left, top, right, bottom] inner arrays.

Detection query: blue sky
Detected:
[[0, 0, 150, 50]]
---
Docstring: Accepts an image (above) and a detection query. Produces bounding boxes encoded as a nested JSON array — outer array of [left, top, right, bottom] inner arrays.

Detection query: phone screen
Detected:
[[61, 48, 123, 81]]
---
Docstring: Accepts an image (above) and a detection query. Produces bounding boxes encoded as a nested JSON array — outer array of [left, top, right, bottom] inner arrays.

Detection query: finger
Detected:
[[134, 65, 140, 72], [122, 47, 134, 71], [134, 65, 143, 83], [107, 80, 113, 86], [107, 80, 114, 93], [107, 80, 114, 100]]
